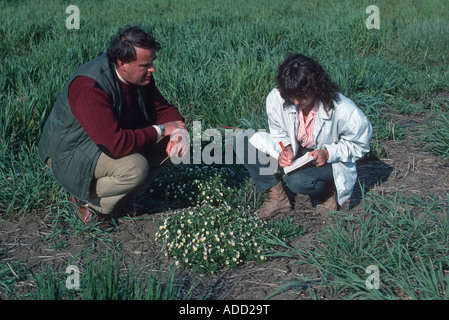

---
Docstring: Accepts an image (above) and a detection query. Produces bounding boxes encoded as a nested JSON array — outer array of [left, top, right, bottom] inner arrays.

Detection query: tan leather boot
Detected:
[[256, 182, 291, 221], [294, 193, 310, 209], [316, 183, 340, 218]]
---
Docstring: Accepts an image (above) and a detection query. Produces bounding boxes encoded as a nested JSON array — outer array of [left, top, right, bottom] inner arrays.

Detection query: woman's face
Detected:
[[292, 96, 315, 110]]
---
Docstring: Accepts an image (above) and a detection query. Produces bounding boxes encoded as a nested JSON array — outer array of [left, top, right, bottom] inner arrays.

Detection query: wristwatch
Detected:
[[157, 124, 165, 137]]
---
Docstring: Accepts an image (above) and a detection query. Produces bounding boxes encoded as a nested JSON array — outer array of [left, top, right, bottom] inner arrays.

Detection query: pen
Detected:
[[279, 141, 288, 157], [279, 142, 293, 166]]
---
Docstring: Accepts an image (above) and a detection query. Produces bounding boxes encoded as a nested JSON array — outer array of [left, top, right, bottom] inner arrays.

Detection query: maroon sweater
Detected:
[[68, 76, 184, 159]]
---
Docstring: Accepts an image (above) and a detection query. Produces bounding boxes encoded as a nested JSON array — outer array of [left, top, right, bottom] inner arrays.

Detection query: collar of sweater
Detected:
[[114, 67, 137, 91]]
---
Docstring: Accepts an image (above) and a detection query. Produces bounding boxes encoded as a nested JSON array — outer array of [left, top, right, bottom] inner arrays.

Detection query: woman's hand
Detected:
[[309, 149, 329, 167], [278, 145, 294, 168]]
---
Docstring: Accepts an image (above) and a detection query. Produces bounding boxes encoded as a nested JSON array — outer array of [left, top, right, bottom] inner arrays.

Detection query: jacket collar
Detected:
[[317, 100, 334, 120]]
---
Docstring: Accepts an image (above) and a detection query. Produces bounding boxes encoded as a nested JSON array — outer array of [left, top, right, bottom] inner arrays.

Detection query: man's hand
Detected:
[[309, 149, 329, 167], [162, 120, 187, 137], [278, 145, 294, 168], [160, 121, 189, 158], [166, 126, 190, 159]]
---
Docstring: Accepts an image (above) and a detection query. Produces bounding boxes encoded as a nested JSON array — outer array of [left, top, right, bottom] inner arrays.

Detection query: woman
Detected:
[[234, 53, 373, 220]]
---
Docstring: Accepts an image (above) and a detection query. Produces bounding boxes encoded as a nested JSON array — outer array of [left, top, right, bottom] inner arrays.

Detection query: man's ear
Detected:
[[116, 59, 127, 72]]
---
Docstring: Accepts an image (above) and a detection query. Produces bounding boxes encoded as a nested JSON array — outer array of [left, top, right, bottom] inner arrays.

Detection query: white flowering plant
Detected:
[[152, 164, 304, 274], [156, 203, 272, 274]]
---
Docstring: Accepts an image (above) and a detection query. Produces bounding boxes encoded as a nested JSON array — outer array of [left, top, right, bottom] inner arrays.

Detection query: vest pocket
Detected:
[[51, 149, 97, 200]]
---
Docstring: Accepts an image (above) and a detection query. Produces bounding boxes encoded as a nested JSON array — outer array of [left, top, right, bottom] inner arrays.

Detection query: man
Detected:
[[234, 53, 372, 220], [38, 25, 189, 231]]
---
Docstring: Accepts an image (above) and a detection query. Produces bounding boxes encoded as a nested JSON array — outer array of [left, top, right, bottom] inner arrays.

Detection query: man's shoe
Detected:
[[256, 182, 291, 221], [71, 196, 114, 231]]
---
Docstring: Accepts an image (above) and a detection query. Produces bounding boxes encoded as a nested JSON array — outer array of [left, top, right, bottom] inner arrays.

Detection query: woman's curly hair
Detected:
[[275, 53, 340, 112]]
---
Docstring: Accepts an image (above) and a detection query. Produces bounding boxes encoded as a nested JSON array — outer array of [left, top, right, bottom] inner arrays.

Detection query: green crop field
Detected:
[[1, 0, 449, 301]]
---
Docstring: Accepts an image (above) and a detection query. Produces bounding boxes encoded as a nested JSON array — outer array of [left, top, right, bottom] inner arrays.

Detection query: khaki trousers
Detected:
[[47, 139, 168, 214], [89, 139, 168, 214]]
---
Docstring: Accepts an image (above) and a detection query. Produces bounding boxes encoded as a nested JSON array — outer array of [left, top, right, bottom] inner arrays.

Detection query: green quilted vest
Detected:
[[38, 53, 152, 201]]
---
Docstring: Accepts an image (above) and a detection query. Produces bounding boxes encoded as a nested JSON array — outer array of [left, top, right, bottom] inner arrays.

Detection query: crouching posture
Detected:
[[38, 26, 188, 231], [234, 54, 372, 220]]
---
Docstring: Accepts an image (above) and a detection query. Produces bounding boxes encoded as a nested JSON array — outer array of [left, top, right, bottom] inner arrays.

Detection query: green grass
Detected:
[[267, 191, 449, 299], [1, 0, 448, 148], [1, 0, 449, 300], [423, 98, 449, 159], [0, 142, 63, 215], [2, 251, 195, 300], [1, 0, 448, 212]]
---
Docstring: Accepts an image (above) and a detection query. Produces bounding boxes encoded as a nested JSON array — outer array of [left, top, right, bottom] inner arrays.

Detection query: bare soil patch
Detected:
[[1, 112, 448, 300]]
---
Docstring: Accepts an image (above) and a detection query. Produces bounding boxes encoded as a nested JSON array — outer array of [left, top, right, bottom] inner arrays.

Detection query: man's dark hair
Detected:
[[107, 25, 161, 65], [275, 53, 340, 111]]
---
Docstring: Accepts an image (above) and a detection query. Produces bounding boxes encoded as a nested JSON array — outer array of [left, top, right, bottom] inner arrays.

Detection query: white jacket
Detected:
[[264, 88, 373, 205]]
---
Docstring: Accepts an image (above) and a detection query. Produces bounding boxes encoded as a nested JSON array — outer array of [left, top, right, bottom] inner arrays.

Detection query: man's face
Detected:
[[118, 47, 156, 86]]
